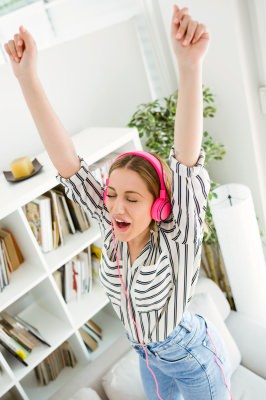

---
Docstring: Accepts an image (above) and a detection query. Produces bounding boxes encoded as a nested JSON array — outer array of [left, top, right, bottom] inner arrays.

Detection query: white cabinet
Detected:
[[0, 127, 142, 400]]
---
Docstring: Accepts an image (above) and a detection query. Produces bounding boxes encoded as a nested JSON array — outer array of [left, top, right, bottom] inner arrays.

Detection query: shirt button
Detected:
[[203, 340, 206, 346]]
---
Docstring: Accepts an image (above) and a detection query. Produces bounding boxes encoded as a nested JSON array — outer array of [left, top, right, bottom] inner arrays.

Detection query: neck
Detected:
[[128, 227, 150, 250]]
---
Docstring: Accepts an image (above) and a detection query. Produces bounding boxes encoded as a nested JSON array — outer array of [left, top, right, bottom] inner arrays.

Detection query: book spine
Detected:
[[0, 337, 28, 366]]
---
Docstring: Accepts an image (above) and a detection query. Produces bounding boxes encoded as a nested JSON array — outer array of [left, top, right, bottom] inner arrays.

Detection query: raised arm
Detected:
[[170, 5, 210, 167], [4, 26, 80, 178]]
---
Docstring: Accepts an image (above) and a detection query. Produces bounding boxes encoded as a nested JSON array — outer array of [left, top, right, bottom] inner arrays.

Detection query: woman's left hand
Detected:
[[171, 4, 210, 68]]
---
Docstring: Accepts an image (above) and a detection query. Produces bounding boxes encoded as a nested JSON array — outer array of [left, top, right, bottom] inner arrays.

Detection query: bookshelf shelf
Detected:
[[20, 333, 88, 400], [88, 306, 125, 362], [0, 261, 47, 313], [67, 280, 110, 329], [44, 224, 101, 274], [4, 293, 73, 381], [0, 127, 142, 399], [21, 362, 86, 400], [0, 368, 14, 398], [0, 353, 15, 398]]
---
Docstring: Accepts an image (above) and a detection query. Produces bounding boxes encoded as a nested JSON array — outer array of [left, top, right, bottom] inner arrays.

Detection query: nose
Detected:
[[111, 197, 126, 214]]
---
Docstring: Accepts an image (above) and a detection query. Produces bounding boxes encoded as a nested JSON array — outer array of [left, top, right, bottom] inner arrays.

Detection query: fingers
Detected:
[[172, 5, 208, 46], [4, 25, 36, 63], [176, 15, 194, 43], [14, 33, 24, 58], [4, 31, 25, 63], [171, 6, 189, 36], [5, 40, 20, 63], [19, 25, 36, 50], [192, 24, 209, 44]]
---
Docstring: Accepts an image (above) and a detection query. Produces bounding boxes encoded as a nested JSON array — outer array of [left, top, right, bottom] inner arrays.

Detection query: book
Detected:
[[0, 241, 9, 288], [64, 258, 81, 302], [49, 190, 64, 246], [0, 312, 43, 351], [51, 190, 70, 237], [24, 201, 42, 247], [0, 327, 29, 364], [85, 318, 103, 337], [33, 195, 53, 252], [0, 229, 24, 271], [14, 315, 51, 347], [65, 198, 89, 233], [79, 328, 98, 352], [1, 240, 12, 276], [34, 341, 77, 385], [81, 324, 102, 343], [80, 208, 90, 230], [0, 337, 28, 366], [78, 247, 92, 295], [43, 190, 61, 249], [25, 196, 53, 252], [53, 270, 63, 294], [0, 244, 4, 292], [52, 187, 76, 234]]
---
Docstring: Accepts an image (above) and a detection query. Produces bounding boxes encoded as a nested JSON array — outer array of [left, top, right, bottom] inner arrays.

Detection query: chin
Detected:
[[112, 227, 131, 241]]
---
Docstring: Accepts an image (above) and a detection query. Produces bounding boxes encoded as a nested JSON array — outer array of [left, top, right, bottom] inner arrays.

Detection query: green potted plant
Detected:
[[127, 87, 235, 309]]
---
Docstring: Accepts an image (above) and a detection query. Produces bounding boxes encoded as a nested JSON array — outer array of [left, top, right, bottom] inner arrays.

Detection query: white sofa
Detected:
[[69, 277, 266, 400]]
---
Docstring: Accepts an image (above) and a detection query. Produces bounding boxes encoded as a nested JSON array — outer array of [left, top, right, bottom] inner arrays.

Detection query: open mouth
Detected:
[[114, 219, 131, 231]]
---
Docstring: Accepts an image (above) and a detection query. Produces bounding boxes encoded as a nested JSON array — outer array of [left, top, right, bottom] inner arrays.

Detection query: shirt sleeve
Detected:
[[169, 146, 211, 244], [55, 156, 105, 223]]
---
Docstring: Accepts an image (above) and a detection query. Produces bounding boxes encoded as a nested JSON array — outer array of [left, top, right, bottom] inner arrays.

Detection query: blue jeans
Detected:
[[126, 311, 233, 400]]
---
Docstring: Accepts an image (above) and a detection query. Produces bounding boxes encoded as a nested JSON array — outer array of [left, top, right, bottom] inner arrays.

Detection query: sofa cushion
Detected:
[[102, 348, 145, 400], [226, 310, 266, 379], [187, 292, 241, 372], [67, 387, 102, 400], [231, 364, 266, 400], [194, 277, 231, 320]]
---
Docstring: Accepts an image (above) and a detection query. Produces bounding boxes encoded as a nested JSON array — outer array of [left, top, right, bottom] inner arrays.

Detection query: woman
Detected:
[[5, 4, 233, 399]]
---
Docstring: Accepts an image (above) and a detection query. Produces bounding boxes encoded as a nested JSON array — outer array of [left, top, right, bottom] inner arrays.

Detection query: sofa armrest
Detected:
[[225, 310, 266, 379]]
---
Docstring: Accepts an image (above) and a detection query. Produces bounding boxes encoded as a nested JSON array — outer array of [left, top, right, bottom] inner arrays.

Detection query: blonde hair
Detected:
[[109, 153, 172, 228]]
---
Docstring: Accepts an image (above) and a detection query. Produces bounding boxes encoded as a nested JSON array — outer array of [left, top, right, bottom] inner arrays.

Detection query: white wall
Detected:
[[1, 0, 266, 257], [0, 17, 152, 170], [158, 0, 266, 256]]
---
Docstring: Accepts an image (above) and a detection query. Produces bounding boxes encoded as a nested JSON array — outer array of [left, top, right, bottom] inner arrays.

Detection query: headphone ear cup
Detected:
[[151, 199, 171, 222]]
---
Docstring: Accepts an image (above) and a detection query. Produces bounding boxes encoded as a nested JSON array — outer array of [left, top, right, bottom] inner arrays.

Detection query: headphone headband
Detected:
[[103, 150, 172, 221], [116, 151, 167, 197]]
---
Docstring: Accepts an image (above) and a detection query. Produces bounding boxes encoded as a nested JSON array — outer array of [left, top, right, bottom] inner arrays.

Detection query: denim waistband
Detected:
[[126, 310, 193, 348]]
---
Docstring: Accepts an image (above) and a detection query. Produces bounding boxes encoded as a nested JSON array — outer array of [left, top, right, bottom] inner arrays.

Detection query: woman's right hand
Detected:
[[4, 26, 38, 81]]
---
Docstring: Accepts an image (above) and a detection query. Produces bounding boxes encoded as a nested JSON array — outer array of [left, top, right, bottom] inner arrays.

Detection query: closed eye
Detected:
[[106, 194, 137, 203]]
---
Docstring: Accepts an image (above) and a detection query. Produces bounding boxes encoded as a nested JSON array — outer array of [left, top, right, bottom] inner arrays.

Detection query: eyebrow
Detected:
[[108, 186, 144, 197]]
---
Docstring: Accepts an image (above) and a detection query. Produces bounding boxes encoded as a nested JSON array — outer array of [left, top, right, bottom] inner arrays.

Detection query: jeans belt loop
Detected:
[[180, 321, 192, 332]]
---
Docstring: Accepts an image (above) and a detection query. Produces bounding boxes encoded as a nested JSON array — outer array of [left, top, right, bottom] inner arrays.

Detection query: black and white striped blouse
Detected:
[[56, 146, 211, 344]]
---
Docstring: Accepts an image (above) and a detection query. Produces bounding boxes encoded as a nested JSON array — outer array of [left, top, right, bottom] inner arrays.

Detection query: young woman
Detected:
[[5, 4, 233, 399]]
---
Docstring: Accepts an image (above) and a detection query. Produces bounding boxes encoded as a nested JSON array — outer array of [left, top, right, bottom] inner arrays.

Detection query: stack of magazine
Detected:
[[34, 341, 77, 385], [79, 318, 102, 353], [23, 186, 90, 253], [0, 229, 24, 292], [0, 312, 50, 366], [53, 246, 92, 303]]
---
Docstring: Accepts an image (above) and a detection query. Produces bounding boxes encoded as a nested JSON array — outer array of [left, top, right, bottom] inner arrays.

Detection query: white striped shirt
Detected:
[[56, 146, 211, 344]]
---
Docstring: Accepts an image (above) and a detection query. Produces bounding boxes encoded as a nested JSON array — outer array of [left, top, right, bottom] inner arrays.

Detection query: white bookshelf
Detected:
[[0, 127, 142, 399]]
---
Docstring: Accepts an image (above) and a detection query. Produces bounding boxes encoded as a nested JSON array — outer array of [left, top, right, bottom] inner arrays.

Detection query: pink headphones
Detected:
[[103, 151, 172, 222]]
